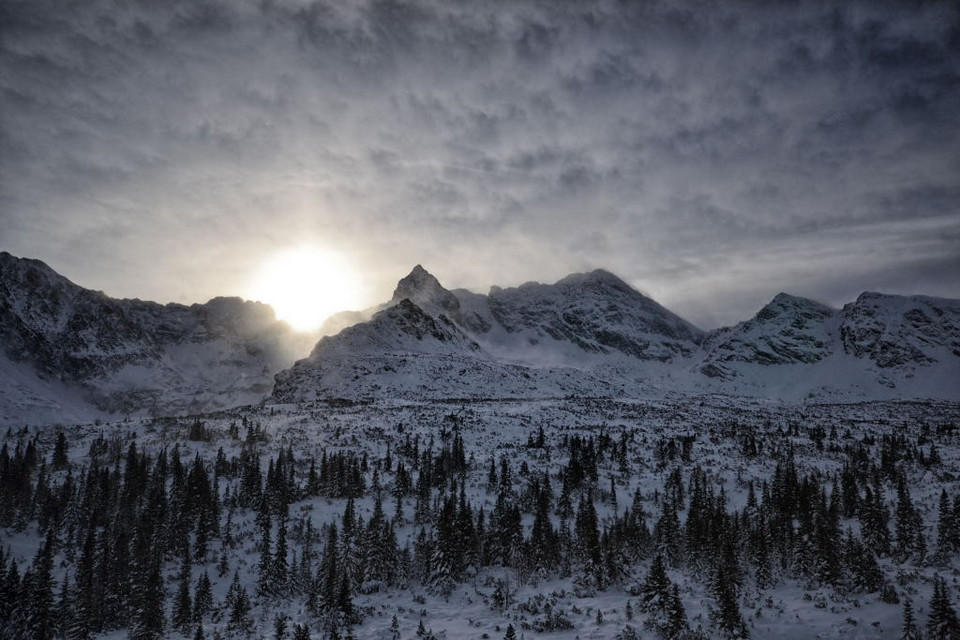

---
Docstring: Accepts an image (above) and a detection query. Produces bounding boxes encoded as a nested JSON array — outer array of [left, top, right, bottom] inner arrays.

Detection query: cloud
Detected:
[[1, 0, 958, 327]]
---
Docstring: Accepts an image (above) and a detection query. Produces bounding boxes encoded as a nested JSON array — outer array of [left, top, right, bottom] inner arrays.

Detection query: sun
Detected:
[[249, 247, 364, 332]]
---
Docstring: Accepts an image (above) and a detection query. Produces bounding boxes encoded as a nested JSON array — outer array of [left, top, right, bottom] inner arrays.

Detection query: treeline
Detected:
[[0, 419, 959, 640]]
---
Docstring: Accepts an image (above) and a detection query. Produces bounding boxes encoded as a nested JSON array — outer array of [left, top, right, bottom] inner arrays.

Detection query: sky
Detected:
[[2, 0, 959, 329]]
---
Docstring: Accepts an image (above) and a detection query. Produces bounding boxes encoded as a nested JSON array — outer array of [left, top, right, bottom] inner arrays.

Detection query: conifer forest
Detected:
[[2, 397, 960, 639]]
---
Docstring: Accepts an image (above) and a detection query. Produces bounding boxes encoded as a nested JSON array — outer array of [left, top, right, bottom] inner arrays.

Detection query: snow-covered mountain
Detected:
[[3, 255, 958, 422], [700, 293, 834, 371], [840, 291, 960, 367], [0, 252, 313, 422], [272, 266, 706, 403], [274, 266, 960, 403]]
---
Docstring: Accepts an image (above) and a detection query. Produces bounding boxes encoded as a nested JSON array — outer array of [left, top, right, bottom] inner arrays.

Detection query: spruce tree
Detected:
[[861, 484, 891, 557], [54, 575, 72, 640], [337, 574, 354, 623], [26, 530, 55, 640], [900, 599, 921, 640], [666, 584, 689, 638], [320, 524, 341, 613], [193, 571, 213, 622], [927, 575, 960, 640], [52, 432, 69, 470], [68, 528, 95, 640], [257, 511, 275, 599], [227, 584, 253, 633], [274, 613, 288, 640], [639, 555, 671, 613], [712, 566, 749, 639], [936, 489, 957, 558], [272, 518, 289, 597], [293, 623, 311, 640], [843, 530, 884, 593], [895, 479, 924, 561], [172, 548, 193, 633], [575, 494, 603, 588], [130, 559, 165, 640]]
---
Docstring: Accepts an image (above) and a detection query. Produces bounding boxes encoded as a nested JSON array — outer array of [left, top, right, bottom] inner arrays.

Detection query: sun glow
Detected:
[[249, 247, 364, 332]]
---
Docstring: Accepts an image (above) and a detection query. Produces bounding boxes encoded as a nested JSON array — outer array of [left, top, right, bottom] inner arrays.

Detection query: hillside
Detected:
[[0, 252, 313, 422]]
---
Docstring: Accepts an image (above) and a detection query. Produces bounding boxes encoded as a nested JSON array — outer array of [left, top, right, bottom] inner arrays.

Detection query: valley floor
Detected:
[[2, 396, 959, 639]]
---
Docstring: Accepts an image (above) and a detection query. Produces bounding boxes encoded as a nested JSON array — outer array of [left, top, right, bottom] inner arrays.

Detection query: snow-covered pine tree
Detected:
[[936, 489, 958, 559], [227, 584, 253, 633], [639, 555, 671, 615], [293, 622, 311, 640], [428, 542, 454, 598], [895, 478, 924, 562], [192, 570, 213, 622], [843, 529, 884, 593], [130, 559, 165, 640], [900, 599, 921, 640], [172, 546, 193, 633], [257, 509, 275, 598], [320, 524, 342, 613], [711, 566, 749, 640], [861, 483, 891, 556], [271, 517, 290, 597], [273, 613, 288, 640], [53, 574, 72, 640], [927, 575, 960, 640], [666, 584, 689, 638], [574, 493, 604, 589]]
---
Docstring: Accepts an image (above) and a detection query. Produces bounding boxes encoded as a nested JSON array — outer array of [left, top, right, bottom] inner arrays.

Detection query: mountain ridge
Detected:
[[2, 254, 958, 424], [273, 264, 960, 405]]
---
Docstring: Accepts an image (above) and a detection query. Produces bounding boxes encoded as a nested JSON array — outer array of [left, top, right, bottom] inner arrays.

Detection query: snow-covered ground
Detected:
[[3, 396, 959, 639]]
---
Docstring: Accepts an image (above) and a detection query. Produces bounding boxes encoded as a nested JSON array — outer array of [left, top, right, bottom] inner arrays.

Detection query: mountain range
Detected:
[[274, 264, 960, 405], [2, 252, 958, 424]]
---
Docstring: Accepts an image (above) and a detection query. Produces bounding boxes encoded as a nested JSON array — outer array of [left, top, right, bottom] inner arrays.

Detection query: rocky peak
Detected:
[[305, 297, 480, 359], [555, 268, 632, 292], [755, 293, 834, 323], [701, 292, 835, 367], [840, 292, 960, 367], [391, 265, 460, 316]]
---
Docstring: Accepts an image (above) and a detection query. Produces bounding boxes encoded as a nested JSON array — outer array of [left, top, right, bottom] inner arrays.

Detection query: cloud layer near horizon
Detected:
[[2, 0, 959, 328]]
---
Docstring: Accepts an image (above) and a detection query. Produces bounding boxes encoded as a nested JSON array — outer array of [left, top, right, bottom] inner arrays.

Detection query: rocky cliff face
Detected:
[[698, 293, 836, 377], [839, 292, 960, 368], [483, 270, 703, 361]]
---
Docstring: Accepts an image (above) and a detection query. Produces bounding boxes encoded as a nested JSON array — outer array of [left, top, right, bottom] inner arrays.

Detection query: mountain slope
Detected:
[[698, 293, 836, 379], [0, 252, 312, 421], [272, 297, 614, 402], [484, 269, 703, 361]]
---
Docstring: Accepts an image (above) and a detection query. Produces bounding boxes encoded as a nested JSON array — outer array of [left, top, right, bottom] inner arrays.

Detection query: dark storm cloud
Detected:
[[1, 0, 958, 327]]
